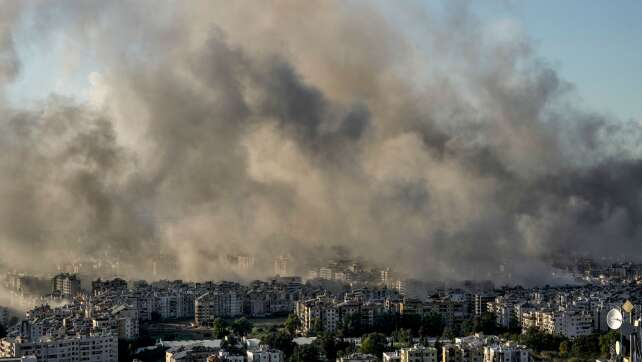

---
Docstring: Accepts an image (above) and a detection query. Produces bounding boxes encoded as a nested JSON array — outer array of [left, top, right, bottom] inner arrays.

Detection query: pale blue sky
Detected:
[[6, 1, 642, 122], [483, 0, 642, 123]]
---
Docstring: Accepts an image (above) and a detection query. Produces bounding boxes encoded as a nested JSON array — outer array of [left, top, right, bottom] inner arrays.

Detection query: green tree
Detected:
[[231, 317, 253, 336], [261, 330, 296, 357], [360, 332, 387, 357], [399, 314, 421, 334], [222, 335, 242, 354], [392, 328, 412, 347], [479, 312, 499, 335], [519, 327, 567, 352], [284, 313, 301, 336], [212, 318, 229, 339], [461, 319, 475, 336], [600, 330, 620, 354], [442, 326, 455, 340], [421, 313, 444, 337], [559, 340, 570, 357], [339, 313, 362, 337], [507, 316, 520, 333], [571, 334, 600, 357], [289, 343, 321, 362], [373, 312, 397, 335], [435, 337, 443, 362], [316, 332, 338, 361], [310, 318, 323, 336]]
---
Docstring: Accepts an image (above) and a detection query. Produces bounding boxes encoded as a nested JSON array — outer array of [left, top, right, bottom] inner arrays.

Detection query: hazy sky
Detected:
[[417, 0, 642, 123], [7, 1, 642, 123], [1, 1, 642, 284], [491, 1, 642, 123]]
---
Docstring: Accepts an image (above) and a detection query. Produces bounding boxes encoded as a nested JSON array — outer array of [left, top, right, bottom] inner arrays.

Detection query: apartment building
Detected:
[[483, 345, 529, 362], [295, 297, 339, 334], [194, 292, 242, 326], [0, 334, 118, 362], [400, 345, 438, 362], [51, 274, 81, 298], [246, 347, 284, 362], [0, 307, 8, 327]]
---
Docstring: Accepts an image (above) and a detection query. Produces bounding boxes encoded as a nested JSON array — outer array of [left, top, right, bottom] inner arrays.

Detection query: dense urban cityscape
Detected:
[[0, 256, 639, 361], [2, 0, 642, 361]]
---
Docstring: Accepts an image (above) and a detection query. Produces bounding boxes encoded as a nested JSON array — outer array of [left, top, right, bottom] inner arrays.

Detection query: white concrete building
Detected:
[[337, 353, 377, 362], [165, 345, 219, 362], [194, 292, 242, 326], [0, 356, 37, 362], [295, 297, 339, 334], [400, 345, 438, 362], [319, 268, 333, 280], [383, 351, 400, 362], [0, 334, 118, 362], [51, 274, 81, 297], [246, 347, 284, 362], [535, 309, 593, 339], [483, 345, 529, 362], [207, 351, 245, 362]]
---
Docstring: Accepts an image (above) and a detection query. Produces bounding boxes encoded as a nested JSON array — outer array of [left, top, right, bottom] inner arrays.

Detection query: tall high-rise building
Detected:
[[194, 291, 242, 326], [274, 256, 290, 276], [51, 273, 81, 297], [0, 306, 8, 327]]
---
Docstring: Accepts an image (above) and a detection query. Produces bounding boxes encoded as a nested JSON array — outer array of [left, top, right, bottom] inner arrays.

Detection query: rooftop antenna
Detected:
[[608, 308, 624, 361], [608, 308, 623, 331], [608, 300, 641, 362]]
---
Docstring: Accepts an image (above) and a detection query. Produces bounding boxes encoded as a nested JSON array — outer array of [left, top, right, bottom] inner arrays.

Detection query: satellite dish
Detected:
[[607, 309, 623, 330]]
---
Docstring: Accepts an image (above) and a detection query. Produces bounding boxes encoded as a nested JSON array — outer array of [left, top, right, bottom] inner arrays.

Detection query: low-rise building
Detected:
[[337, 353, 377, 362], [166, 345, 220, 362], [383, 351, 401, 362], [246, 347, 284, 362], [400, 345, 438, 362], [207, 351, 245, 362]]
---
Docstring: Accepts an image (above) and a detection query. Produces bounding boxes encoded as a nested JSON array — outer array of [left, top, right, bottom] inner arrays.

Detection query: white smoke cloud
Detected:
[[0, 1, 640, 285]]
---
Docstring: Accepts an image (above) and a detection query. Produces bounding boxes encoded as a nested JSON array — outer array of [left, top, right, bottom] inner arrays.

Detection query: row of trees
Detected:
[[249, 311, 621, 361], [505, 327, 619, 360], [300, 310, 523, 341], [258, 314, 358, 362], [212, 317, 254, 338], [260, 313, 437, 362], [259, 330, 387, 362], [303, 311, 445, 338], [460, 312, 520, 337]]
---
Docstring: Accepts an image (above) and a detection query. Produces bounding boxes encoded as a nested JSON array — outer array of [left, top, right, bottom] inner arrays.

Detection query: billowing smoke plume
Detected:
[[0, 1, 641, 284]]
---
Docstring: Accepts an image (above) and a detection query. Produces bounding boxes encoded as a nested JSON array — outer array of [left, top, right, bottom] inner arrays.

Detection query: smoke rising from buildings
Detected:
[[0, 1, 641, 284]]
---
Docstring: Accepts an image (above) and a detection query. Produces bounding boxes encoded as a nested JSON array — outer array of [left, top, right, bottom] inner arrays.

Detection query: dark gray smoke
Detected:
[[0, 1, 640, 284]]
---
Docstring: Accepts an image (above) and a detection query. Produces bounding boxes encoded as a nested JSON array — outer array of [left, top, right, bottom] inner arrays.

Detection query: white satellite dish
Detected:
[[607, 308, 623, 330]]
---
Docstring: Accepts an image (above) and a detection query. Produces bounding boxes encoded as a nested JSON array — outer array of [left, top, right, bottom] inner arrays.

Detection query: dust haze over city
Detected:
[[1, 0, 642, 288]]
